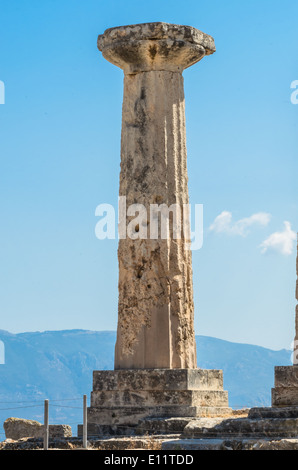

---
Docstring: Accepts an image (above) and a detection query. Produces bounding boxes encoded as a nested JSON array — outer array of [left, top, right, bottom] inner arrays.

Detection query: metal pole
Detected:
[[44, 399, 49, 450], [83, 394, 87, 449]]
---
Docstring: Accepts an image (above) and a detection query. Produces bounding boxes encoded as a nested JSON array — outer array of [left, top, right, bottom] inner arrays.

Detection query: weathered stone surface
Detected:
[[2, 435, 298, 451], [98, 22, 215, 74], [86, 404, 200, 428], [161, 438, 298, 451], [115, 69, 196, 369], [243, 438, 298, 450], [3, 418, 43, 440], [0, 435, 164, 451], [183, 416, 298, 439], [97, 22, 215, 370], [78, 409, 234, 438], [295, 234, 298, 364], [90, 389, 229, 407], [295, 305, 298, 365], [272, 386, 298, 406], [162, 438, 224, 450], [83, 23, 231, 436], [3, 418, 72, 440], [48, 425, 72, 438], [249, 406, 298, 419], [86, 404, 232, 427], [137, 417, 210, 435], [92, 369, 224, 391], [137, 416, 223, 436], [272, 366, 298, 406], [274, 366, 298, 387], [79, 404, 234, 437], [136, 410, 247, 435], [271, 240, 298, 405], [82, 369, 231, 435]]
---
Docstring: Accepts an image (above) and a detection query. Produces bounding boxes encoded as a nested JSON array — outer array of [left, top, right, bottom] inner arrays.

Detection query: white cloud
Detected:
[[209, 211, 271, 236], [260, 221, 296, 256]]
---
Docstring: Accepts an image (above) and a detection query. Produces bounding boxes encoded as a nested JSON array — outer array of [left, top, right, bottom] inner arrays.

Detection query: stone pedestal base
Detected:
[[79, 369, 231, 437], [272, 366, 298, 407]]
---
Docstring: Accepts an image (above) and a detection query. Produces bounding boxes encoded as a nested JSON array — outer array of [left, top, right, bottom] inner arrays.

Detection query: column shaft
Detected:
[[294, 235, 298, 364], [115, 70, 196, 369]]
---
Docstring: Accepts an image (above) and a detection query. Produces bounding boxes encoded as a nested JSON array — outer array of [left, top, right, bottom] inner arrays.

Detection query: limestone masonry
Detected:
[[295, 234, 298, 365], [78, 22, 298, 442], [98, 22, 215, 370], [80, 23, 232, 435], [271, 234, 298, 406]]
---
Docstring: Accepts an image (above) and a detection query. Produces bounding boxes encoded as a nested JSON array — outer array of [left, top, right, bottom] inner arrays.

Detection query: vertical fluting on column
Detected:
[[97, 23, 216, 370], [115, 70, 196, 369], [294, 234, 298, 365]]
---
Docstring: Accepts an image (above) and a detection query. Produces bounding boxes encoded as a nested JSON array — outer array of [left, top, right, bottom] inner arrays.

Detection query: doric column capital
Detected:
[[98, 22, 215, 74]]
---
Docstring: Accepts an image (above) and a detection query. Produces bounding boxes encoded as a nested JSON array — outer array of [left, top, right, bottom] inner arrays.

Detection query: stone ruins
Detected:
[[271, 233, 298, 407], [99, 21, 215, 373], [82, 22, 232, 436], [102, 22, 215, 370], [78, 23, 298, 445], [295, 234, 298, 366]]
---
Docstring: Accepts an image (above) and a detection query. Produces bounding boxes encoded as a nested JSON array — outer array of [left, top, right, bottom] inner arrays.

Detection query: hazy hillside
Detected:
[[0, 329, 292, 437]]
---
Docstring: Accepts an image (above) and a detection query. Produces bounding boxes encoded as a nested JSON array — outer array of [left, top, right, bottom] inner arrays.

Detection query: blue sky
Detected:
[[0, 0, 297, 351]]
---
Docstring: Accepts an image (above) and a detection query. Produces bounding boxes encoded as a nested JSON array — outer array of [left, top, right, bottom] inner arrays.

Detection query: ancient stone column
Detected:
[[294, 234, 298, 365], [77, 24, 233, 436], [271, 233, 298, 407], [98, 23, 215, 370]]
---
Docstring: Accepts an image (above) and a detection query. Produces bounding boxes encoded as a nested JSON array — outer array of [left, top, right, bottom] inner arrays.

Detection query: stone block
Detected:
[[90, 389, 228, 407], [249, 406, 298, 419], [87, 404, 201, 426], [183, 417, 298, 439], [48, 424, 72, 438], [3, 418, 72, 440], [272, 387, 298, 407], [274, 366, 298, 388], [161, 438, 298, 451], [80, 368, 231, 436], [272, 366, 298, 407], [92, 369, 223, 392], [3, 418, 42, 440]]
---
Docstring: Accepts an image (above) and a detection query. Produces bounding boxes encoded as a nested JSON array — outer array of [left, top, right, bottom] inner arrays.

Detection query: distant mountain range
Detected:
[[0, 329, 292, 437]]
